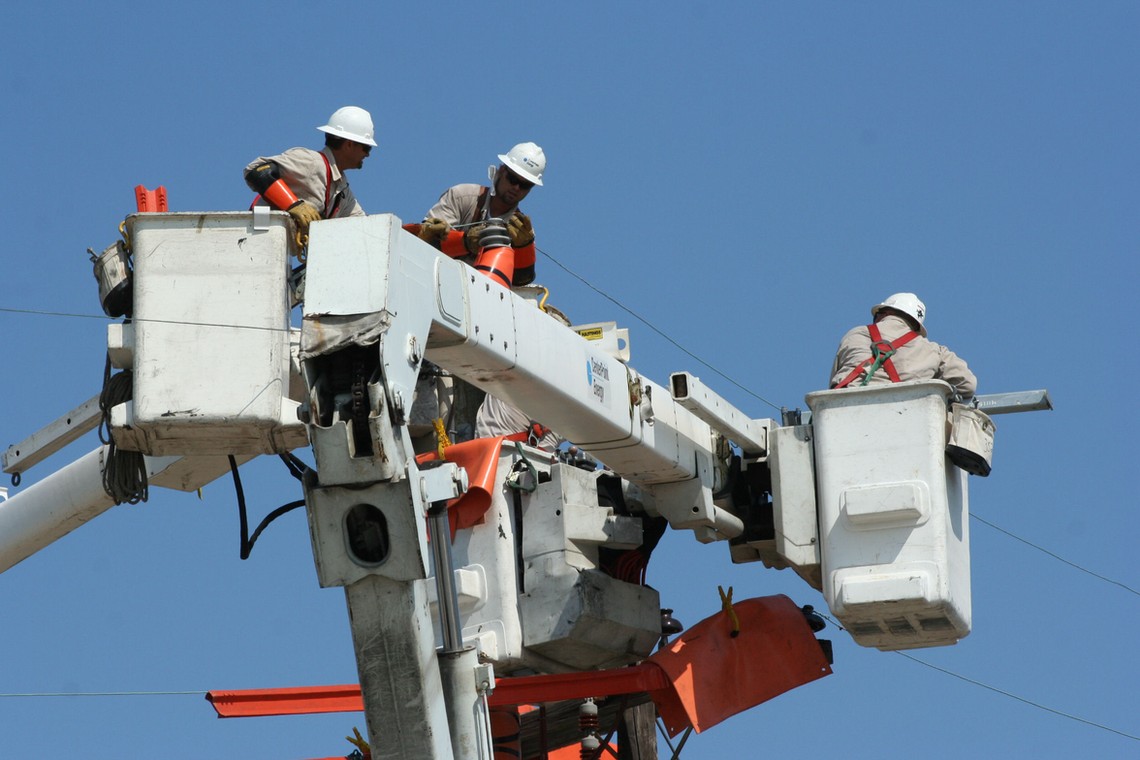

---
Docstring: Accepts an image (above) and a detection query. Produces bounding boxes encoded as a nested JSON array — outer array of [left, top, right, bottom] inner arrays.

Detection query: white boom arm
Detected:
[[300, 214, 748, 541]]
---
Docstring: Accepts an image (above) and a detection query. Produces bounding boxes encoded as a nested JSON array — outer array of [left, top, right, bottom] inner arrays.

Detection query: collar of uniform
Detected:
[[321, 146, 345, 183], [874, 314, 919, 337]]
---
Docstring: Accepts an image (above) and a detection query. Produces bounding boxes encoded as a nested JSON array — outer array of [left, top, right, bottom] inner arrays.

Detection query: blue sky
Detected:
[[2, 2, 1137, 758]]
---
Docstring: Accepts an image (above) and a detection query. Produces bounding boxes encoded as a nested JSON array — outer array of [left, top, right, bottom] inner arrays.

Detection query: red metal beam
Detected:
[[206, 684, 363, 718], [491, 663, 670, 706], [206, 665, 670, 719], [206, 594, 832, 740]]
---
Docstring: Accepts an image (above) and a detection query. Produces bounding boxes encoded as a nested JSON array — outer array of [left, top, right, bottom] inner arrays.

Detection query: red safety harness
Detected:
[[834, 323, 919, 388], [504, 420, 553, 448], [318, 152, 345, 218]]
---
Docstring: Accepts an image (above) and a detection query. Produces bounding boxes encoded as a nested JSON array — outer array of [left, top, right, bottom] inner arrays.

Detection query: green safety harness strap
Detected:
[[834, 323, 918, 388]]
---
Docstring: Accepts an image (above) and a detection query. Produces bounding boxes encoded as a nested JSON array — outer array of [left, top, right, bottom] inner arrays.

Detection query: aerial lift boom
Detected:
[[0, 208, 1049, 759]]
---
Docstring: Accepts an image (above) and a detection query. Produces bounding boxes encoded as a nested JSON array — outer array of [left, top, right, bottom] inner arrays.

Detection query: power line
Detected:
[[538, 247, 785, 413], [895, 652, 1140, 742], [972, 513, 1139, 597], [0, 306, 111, 322], [0, 306, 294, 335], [818, 613, 1139, 743]]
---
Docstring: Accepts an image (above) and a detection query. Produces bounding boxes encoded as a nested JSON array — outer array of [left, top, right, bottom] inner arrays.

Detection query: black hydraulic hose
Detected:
[[229, 454, 306, 560], [277, 451, 310, 481]]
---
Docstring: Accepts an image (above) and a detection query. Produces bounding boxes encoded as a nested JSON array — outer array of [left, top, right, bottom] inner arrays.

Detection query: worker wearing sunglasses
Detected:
[[417, 142, 546, 288]]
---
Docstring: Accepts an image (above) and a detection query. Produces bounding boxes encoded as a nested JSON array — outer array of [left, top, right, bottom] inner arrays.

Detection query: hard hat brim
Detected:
[[318, 125, 378, 147]]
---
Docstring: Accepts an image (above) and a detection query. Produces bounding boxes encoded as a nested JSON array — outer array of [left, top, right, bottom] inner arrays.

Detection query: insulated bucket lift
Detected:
[[0, 207, 1052, 759]]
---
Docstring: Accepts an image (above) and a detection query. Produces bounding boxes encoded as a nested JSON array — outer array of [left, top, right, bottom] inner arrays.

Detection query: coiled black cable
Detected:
[[97, 353, 148, 505]]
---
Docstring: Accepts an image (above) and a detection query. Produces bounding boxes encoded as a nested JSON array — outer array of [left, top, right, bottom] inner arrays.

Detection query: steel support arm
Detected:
[[0, 446, 191, 573]]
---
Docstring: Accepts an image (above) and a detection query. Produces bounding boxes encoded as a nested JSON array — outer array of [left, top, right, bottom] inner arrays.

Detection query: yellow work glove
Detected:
[[287, 200, 322, 234], [507, 212, 534, 247], [418, 217, 450, 247], [463, 223, 487, 255]]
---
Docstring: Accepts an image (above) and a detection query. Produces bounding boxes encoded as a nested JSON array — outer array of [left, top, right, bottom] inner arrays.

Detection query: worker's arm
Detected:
[[938, 346, 978, 401], [829, 327, 872, 388], [245, 162, 297, 208], [244, 161, 322, 230], [425, 184, 487, 257]]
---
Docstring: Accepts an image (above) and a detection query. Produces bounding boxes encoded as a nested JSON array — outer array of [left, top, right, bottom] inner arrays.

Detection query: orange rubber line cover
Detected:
[[440, 228, 469, 257], [416, 436, 509, 539], [473, 245, 515, 289], [646, 594, 832, 737]]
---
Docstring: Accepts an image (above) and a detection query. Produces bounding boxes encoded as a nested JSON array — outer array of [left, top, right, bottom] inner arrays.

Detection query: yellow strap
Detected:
[[433, 418, 452, 460], [718, 585, 741, 637]]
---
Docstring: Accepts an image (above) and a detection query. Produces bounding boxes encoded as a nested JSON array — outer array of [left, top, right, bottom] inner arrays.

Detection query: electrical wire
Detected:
[[817, 612, 1140, 742], [0, 306, 111, 321], [972, 512, 1138, 597], [0, 305, 293, 335], [894, 651, 1140, 742], [536, 246, 784, 413]]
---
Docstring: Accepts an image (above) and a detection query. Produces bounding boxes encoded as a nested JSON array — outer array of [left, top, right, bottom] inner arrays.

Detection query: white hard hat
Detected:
[[317, 106, 377, 147], [497, 142, 545, 186], [872, 292, 927, 336]]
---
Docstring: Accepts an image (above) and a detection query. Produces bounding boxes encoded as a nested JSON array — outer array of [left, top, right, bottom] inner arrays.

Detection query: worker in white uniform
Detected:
[[409, 143, 557, 450], [243, 106, 376, 235], [830, 292, 977, 401], [416, 142, 544, 287]]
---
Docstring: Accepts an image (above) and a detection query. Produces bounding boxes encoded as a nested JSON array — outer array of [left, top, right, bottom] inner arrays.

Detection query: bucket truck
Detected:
[[1, 208, 1049, 759]]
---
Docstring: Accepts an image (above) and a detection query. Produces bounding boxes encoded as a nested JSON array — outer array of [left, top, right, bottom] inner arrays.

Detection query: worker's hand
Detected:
[[286, 200, 322, 233], [463, 223, 487, 255], [507, 212, 535, 247], [418, 217, 450, 247]]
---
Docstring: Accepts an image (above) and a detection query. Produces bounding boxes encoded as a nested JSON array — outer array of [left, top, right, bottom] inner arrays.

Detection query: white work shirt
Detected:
[[475, 394, 562, 450], [246, 146, 363, 218], [830, 315, 977, 400], [426, 183, 518, 225]]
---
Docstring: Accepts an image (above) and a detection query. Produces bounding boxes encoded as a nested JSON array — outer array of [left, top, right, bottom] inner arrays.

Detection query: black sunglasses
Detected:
[[359, 143, 372, 155], [502, 171, 533, 189]]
